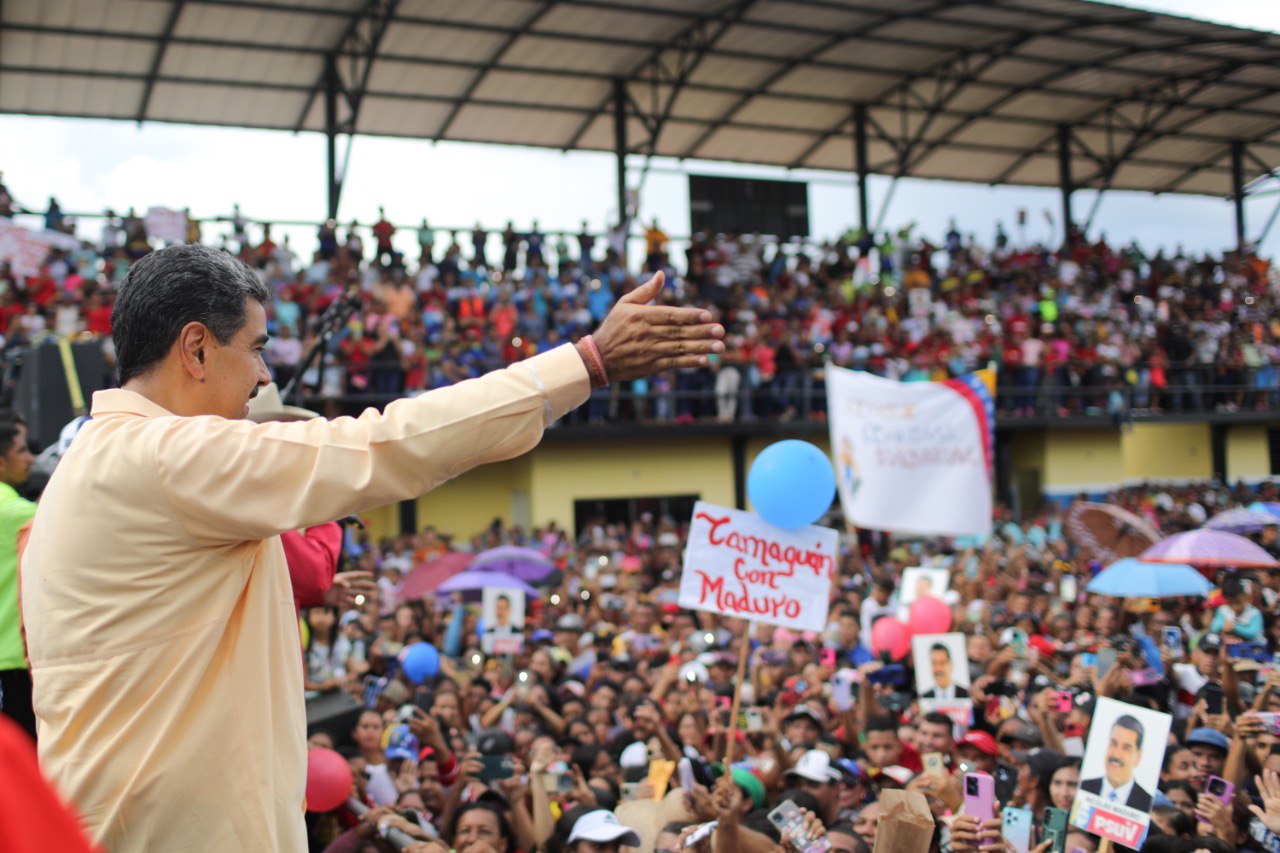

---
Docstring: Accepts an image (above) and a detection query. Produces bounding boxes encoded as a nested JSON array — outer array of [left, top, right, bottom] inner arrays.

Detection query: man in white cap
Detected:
[[784, 749, 844, 827], [566, 809, 643, 853]]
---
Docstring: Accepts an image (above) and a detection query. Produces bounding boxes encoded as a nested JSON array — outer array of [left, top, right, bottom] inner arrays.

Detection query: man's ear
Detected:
[[177, 322, 212, 381]]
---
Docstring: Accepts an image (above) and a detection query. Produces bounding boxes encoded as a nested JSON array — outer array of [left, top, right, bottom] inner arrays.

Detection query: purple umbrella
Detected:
[[1140, 529, 1279, 569], [1204, 508, 1279, 534], [471, 546, 557, 584], [436, 570, 540, 601]]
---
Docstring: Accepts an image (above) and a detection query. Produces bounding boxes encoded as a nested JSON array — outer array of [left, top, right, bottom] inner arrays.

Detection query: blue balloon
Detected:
[[402, 642, 440, 685], [747, 440, 836, 530]]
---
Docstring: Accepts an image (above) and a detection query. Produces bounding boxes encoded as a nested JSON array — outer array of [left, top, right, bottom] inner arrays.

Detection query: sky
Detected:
[[2, 0, 1280, 260]]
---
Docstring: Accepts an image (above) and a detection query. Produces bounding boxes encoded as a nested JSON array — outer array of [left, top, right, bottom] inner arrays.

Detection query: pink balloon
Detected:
[[306, 747, 353, 813], [870, 616, 912, 660], [909, 596, 953, 635]]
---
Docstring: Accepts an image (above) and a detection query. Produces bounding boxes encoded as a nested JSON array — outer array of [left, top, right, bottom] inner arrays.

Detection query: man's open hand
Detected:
[[591, 272, 724, 381]]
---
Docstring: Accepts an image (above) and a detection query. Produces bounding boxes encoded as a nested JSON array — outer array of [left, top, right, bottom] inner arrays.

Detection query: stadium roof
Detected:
[[4, 0, 1280, 197]]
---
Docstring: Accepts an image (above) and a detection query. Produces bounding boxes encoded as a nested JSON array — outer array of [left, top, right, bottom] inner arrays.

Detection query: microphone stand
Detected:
[[280, 291, 362, 406]]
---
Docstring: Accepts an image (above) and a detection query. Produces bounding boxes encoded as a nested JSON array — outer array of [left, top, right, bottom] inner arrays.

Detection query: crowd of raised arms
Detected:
[[250, 474, 1279, 853], [2, 175, 1277, 426]]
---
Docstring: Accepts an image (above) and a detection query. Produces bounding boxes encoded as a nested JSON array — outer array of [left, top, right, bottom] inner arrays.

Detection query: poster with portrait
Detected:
[[911, 632, 971, 726], [899, 567, 950, 617], [481, 587, 525, 655], [1069, 697, 1171, 849]]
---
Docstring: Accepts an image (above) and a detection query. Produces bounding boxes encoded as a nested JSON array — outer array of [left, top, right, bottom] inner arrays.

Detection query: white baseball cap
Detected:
[[784, 750, 843, 784], [567, 810, 642, 847]]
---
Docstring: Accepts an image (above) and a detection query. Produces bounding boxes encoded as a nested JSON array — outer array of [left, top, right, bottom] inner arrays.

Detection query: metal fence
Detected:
[[290, 361, 1280, 424]]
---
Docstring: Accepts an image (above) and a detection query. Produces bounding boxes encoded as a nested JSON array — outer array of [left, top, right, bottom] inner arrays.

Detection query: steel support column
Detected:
[[324, 56, 341, 221], [1232, 140, 1247, 252], [854, 102, 869, 233], [613, 78, 628, 241], [1057, 124, 1073, 245]]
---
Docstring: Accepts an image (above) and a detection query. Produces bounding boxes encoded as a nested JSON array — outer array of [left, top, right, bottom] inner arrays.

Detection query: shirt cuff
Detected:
[[519, 344, 591, 425]]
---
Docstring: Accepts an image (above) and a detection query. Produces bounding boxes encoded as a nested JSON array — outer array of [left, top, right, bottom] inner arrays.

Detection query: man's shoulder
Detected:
[[1079, 777, 1103, 792]]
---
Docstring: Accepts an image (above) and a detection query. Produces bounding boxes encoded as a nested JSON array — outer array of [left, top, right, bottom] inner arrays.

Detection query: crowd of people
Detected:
[[277, 476, 1280, 853], [2, 177, 1278, 425]]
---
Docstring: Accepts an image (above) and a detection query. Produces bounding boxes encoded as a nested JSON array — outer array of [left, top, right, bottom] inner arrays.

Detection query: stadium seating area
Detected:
[[2, 178, 1277, 424]]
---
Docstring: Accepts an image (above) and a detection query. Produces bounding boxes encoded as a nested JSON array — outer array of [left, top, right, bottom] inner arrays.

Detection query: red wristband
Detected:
[[582, 334, 610, 387]]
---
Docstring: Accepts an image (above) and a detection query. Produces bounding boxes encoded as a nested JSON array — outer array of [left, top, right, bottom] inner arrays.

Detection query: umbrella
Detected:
[[1204, 507, 1280, 534], [1140, 529, 1280, 569], [1249, 502, 1280, 519], [436, 570, 540, 601], [401, 552, 474, 600], [471, 546, 557, 584], [1064, 502, 1161, 563], [1086, 558, 1212, 598]]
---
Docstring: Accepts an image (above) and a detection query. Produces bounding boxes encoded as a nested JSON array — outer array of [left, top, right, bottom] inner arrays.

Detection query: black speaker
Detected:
[[689, 174, 810, 238], [12, 342, 110, 451]]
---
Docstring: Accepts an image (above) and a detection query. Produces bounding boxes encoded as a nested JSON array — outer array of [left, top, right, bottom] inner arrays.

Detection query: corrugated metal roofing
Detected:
[[2, 0, 1279, 195]]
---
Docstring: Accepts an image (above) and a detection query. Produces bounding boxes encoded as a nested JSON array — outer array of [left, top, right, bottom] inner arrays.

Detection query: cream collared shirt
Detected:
[[21, 345, 588, 852]]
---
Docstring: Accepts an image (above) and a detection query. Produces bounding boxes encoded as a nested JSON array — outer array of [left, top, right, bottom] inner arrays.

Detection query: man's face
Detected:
[[204, 299, 272, 419], [1190, 744, 1225, 778], [1162, 748, 1199, 786], [853, 802, 880, 845], [918, 721, 954, 755], [495, 597, 510, 625], [931, 649, 952, 688], [796, 776, 837, 815], [863, 731, 902, 770], [1104, 725, 1142, 788], [418, 760, 445, 812], [785, 718, 821, 748], [0, 424, 33, 487], [1193, 647, 1220, 678], [957, 744, 996, 775]]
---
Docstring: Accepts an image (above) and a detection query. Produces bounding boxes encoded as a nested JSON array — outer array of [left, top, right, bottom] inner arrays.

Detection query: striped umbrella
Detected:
[[1141, 529, 1279, 569], [1204, 507, 1280, 534]]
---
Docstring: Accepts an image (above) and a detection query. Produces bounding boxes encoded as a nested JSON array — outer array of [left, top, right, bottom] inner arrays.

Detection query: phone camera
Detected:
[[966, 778, 978, 795]]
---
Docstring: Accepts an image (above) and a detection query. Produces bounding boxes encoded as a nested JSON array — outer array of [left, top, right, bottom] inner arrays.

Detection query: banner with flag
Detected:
[[825, 365, 995, 537]]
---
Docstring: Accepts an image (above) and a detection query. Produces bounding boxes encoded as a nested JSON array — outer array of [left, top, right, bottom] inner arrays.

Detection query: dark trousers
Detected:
[[0, 667, 35, 741]]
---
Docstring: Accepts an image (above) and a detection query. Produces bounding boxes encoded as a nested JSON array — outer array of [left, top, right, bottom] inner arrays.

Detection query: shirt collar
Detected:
[[0, 482, 21, 502], [90, 388, 177, 420], [1102, 777, 1135, 802]]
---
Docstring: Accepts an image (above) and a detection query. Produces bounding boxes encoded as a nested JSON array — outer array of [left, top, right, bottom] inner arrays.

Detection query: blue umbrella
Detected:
[[1204, 507, 1279, 534], [1249, 502, 1280, 519], [1086, 558, 1212, 598]]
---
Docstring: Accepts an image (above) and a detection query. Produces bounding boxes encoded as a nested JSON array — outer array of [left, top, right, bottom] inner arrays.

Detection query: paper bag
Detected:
[[872, 790, 935, 853]]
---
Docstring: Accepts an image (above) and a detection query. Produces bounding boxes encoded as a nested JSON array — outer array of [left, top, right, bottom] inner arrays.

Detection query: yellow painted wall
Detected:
[[358, 421, 1270, 537], [361, 501, 400, 543], [1121, 423, 1211, 482], [414, 457, 531, 540], [1042, 430, 1123, 493], [529, 438, 735, 528], [1227, 425, 1272, 482]]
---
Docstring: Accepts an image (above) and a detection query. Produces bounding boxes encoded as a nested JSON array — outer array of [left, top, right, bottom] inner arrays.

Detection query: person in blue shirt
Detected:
[[1210, 574, 1263, 641]]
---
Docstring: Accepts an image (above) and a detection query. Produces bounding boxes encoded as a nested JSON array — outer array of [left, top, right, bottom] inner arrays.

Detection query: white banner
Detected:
[[679, 501, 836, 632], [826, 365, 995, 537], [0, 218, 76, 278], [145, 206, 187, 244]]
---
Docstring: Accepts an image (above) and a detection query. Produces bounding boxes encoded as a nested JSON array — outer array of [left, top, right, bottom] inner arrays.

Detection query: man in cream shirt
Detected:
[[20, 244, 722, 851]]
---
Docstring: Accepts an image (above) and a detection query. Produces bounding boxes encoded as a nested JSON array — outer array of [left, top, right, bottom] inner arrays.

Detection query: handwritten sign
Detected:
[[679, 501, 836, 632], [145, 206, 188, 245]]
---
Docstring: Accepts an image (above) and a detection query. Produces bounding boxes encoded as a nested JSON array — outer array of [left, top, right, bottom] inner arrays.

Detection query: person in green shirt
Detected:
[[0, 412, 36, 740]]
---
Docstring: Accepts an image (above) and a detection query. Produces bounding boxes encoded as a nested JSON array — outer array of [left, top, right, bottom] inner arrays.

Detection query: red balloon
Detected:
[[306, 747, 353, 813], [870, 616, 912, 660], [909, 595, 953, 635]]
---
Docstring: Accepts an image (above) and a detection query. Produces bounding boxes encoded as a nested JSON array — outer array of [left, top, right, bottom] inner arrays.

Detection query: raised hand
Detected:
[[590, 272, 724, 381], [324, 570, 376, 610]]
